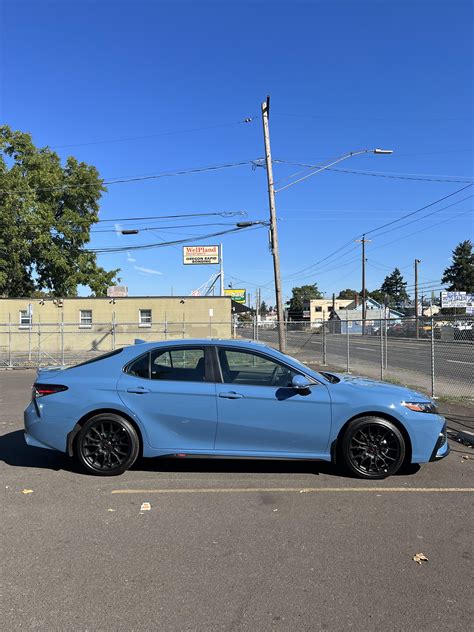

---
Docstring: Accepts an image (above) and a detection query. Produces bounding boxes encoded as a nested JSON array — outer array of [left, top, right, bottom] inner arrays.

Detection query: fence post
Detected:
[[385, 314, 388, 369], [255, 314, 259, 341], [430, 316, 436, 398], [322, 314, 327, 365], [8, 313, 12, 368], [60, 311, 65, 366], [112, 312, 116, 350], [208, 312, 212, 339], [37, 317, 41, 367], [380, 317, 384, 380], [164, 311, 168, 340], [346, 312, 350, 373], [182, 312, 186, 338]]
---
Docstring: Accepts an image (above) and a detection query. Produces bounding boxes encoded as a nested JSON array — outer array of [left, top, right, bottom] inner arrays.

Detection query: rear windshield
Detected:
[[71, 348, 123, 368]]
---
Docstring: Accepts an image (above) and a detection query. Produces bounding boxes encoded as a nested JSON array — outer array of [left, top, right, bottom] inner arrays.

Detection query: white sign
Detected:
[[107, 286, 129, 297], [183, 245, 219, 265], [441, 291, 474, 308]]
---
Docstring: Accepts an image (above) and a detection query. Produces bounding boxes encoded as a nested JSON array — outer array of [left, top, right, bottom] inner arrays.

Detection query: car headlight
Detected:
[[402, 401, 438, 414]]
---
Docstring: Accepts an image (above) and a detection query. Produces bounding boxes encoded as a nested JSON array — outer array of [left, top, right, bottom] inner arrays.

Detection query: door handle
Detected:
[[219, 391, 244, 399], [127, 387, 151, 394]]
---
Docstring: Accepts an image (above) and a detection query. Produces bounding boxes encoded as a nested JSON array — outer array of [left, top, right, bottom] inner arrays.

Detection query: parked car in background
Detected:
[[24, 339, 448, 479]]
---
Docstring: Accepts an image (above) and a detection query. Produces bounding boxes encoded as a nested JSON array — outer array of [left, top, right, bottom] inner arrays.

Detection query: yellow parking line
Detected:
[[111, 487, 474, 495]]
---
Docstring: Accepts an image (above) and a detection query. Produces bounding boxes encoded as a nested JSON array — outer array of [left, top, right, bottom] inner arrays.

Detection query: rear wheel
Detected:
[[76, 413, 139, 476], [341, 417, 405, 479]]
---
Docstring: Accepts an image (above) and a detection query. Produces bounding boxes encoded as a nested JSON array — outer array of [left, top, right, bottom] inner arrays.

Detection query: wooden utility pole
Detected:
[[356, 235, 371, 335], [415, 259, 421, 339], [262, 96, 286, 352]]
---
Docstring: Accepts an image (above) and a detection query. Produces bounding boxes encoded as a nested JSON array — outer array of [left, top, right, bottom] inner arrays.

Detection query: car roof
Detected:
[[130, 338, 271, 351]]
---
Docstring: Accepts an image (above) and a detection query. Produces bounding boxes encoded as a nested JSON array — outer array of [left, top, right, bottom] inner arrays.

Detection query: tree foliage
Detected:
[[289, 283, 323, 311], [337, 288, 360, 300], [441, 240, 474, 292], [0, 126, 119, 297], [379, 268, 409, 306], [259, 300, 268, 315]]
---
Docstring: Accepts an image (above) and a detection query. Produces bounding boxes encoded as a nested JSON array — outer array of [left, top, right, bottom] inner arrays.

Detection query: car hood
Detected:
[[330, 373, 430, 402]]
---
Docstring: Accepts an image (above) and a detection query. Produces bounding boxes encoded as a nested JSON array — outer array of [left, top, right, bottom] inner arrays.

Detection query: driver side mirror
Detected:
[[291, 374, 311, 391]]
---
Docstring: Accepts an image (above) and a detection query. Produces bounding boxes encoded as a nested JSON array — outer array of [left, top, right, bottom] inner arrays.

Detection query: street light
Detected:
[[275, 148, 394, 193], [261, 98, 393, 354]]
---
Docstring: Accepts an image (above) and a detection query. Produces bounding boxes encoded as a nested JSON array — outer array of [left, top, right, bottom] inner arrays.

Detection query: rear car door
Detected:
[[117, 345, 218, 451], [214, 346, 332, 456]]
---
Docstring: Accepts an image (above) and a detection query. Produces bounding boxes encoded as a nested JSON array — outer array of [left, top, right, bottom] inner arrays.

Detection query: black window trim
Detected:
[[212, 345, 320, 387], [123, 344, 216, 383]]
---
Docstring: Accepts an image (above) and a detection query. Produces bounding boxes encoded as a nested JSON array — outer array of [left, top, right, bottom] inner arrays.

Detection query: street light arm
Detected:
[[275, 148, 393, 193]]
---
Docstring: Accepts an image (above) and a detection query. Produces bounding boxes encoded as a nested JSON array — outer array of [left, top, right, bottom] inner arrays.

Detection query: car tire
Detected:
[[75, 413, 140, 476], [341, 416, 405, 479]]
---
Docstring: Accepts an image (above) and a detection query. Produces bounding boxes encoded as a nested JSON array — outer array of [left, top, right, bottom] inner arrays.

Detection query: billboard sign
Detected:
[[224, 288, 246, 304], [183, 245, 219, 265], [440, 291, 474, 308], [107, 286, 129, 297]]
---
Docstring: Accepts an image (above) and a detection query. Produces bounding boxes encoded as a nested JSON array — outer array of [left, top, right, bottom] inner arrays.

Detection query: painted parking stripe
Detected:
[[111, 487, 474, 495], [355, 347, 377, 352]]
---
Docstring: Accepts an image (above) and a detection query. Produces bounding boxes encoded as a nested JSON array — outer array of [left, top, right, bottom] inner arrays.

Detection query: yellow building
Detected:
[[309, 299, 353, 324], [0, 296, 232, 365]]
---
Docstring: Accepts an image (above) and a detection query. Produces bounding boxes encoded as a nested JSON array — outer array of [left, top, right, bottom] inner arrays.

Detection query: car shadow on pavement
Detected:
[[0, 429, 421, 478], [0, 430, 77, 472]]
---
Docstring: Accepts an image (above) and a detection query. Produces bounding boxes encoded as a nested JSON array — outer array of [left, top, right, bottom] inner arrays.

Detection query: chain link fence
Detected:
[[239, 314, 473, 400], [1, 314, 472, 400]]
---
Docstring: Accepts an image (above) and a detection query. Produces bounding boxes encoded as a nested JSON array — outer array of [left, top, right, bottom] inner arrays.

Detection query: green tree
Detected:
[[441, 240, 474, 292], [289, 283, 323, 311], [380, 268, 409, 307], [0, 126, 119, 297], [367, 289, 387, 305], [259, 300, 268, 315], [337, 288, 360, 300]]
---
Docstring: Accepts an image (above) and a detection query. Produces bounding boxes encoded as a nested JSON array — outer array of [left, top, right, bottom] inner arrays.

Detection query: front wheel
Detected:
[[341, 417, 405, 479], [75, 413, 140, 476]]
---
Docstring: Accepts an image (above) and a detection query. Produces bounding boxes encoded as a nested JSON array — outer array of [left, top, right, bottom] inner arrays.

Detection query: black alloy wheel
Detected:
[[76, 413, 139, 476], [341, 417, 406, 479]]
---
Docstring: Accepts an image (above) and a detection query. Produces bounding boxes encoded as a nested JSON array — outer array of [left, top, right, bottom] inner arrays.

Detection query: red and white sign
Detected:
[[183, 245, 220, 265]]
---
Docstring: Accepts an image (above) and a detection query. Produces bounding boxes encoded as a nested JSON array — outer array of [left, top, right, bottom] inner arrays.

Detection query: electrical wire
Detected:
[[50, 116, 257, 149], [88, 224, 265, 254], [0, 160, 260, 195]]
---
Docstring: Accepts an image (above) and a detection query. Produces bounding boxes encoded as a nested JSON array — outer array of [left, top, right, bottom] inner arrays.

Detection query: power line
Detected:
[[49, 116, 257, 149], [95, 210, 247, 224], [275, 187, 472, 285], [88, 224, 265, 254], [0, 159, 260, 195], [364, 186, 472, 237], [273, 112, 473, 122], [275, 159, 473, 184]]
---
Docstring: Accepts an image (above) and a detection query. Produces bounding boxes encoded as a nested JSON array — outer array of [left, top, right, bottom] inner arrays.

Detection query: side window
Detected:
[[126, 352, 150, 379], [150, 347, 206, 382], [218, 348, 295, 387]]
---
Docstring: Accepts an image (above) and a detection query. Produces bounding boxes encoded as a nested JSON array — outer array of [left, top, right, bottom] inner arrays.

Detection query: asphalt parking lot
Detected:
[[1, 370, 473, 631]]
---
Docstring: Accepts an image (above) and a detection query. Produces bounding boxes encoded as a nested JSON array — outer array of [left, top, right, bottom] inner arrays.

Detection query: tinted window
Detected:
[[218, 348, 295, 387], [127, 352, 150, 379], [150, 348, 206, 381]]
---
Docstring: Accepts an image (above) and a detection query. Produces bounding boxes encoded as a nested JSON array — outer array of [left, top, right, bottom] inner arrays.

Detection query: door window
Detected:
[[150, 347, 206, 381], [218, 348, 295, 387]]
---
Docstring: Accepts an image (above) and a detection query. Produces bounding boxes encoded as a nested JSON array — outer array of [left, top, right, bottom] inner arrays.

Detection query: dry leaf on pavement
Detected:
[[413, 553, 429, 564]]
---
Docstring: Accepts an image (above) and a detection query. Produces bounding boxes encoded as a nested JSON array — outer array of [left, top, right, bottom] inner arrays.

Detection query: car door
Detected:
[[214, 346, 332, 456], [117, 345, 218, 451]]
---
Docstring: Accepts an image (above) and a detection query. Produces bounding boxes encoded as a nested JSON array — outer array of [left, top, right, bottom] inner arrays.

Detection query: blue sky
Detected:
[[2, 0, 472, 305]]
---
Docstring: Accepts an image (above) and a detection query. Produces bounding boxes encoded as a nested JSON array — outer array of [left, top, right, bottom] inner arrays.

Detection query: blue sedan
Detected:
[[24, 339, 449, 478]]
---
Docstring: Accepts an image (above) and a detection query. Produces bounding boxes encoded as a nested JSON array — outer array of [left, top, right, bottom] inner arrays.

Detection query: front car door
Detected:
[[117, 345, 217, 451], [213, 346, 332, 457]]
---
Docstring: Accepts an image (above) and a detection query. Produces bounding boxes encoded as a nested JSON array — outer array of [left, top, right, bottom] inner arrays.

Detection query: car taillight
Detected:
[[33, 384, 68, 398]]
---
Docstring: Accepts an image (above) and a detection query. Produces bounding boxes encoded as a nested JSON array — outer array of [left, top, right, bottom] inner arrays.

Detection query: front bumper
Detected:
[[429, 423, 450, 461]]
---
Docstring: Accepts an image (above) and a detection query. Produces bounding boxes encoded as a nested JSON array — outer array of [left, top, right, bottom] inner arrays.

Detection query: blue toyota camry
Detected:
[[24, 339, 449, 478]]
